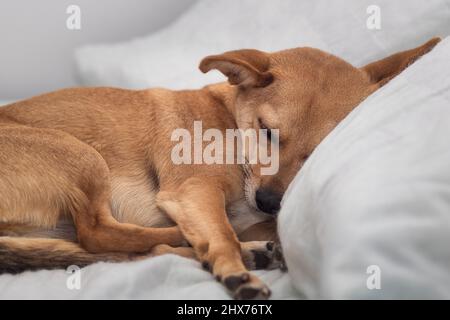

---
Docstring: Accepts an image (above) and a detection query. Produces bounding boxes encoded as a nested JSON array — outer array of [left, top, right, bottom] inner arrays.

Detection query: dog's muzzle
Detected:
[[255, 188, 282, 215]]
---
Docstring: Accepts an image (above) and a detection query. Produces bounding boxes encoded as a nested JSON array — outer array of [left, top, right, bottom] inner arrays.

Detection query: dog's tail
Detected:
[[0, 237, 133, 274]]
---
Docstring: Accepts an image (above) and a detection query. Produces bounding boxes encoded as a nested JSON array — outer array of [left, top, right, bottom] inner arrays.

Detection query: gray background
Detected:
[[0, 0, 196, 100]]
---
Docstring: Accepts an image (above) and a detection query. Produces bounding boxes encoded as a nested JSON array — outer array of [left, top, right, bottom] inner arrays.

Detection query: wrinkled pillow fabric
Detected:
[[75, 0, 450, 89], [278, 38, 450, 299]]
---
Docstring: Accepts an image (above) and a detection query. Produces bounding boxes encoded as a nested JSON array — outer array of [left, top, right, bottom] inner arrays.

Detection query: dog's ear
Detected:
[[199, 49, 273, 88], [362, 37, 441, 88]]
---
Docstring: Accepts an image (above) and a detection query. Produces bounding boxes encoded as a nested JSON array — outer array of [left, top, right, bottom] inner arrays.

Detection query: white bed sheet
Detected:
[[0, 254, 302, 299]]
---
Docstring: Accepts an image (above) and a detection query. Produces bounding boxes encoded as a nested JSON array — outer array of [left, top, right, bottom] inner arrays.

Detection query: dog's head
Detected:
[[200, 38, 440, 216]]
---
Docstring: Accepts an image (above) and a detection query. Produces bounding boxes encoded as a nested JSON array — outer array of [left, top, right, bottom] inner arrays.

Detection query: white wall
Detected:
[[0, 0, 196, 100]]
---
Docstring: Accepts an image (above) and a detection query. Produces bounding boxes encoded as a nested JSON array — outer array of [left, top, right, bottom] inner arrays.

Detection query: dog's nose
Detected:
[[255, 188, 282, 215]]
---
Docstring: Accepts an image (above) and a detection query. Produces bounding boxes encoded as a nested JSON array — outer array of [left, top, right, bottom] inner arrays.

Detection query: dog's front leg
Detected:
[[156, 177, 271, 300]]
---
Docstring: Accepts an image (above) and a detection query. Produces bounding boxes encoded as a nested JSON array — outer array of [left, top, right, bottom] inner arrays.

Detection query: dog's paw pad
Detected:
[[234, 283, 271, 300], [201, 261, 211, 271], [251, 249, 272, 269], [224, 273, 250, 291], [273, 243, 288, 272], [242, 241, 281, 270]]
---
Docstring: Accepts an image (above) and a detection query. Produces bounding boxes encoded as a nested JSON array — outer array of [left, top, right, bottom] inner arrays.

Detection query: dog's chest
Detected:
[[227, 199, 269, 235], [109, 176, 267, 233]]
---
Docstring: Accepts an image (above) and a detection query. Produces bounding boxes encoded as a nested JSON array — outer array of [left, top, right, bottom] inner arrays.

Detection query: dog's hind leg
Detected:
[[0, 125, 185, 260], [150, 244, 197, 259], [58, 149, 186, 254]]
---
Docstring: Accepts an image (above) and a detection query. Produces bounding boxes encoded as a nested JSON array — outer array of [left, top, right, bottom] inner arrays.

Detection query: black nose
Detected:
[[255, 188, 282, 215]]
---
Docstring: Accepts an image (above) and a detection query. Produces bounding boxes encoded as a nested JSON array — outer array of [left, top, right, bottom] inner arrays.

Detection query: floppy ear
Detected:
[[362, 37, 441, 87], [199, 49, 273, 88]]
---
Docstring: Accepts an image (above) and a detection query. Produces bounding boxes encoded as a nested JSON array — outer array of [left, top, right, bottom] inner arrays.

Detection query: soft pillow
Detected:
[[75, 0, 450, 89], [278, 37, 450, 299]]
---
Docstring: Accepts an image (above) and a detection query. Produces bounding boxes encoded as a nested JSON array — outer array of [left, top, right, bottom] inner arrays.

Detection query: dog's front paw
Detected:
[[241, 241, 285, 271], [273, 242, 288, 272], [220, 272, 271, 300]]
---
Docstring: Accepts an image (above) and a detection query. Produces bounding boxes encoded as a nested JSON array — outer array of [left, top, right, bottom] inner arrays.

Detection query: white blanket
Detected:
[[0, 255, 301, 299]]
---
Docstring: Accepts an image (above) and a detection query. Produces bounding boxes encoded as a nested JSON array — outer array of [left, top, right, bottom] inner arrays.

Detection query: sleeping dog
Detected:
[[0, 37, 440, 299]]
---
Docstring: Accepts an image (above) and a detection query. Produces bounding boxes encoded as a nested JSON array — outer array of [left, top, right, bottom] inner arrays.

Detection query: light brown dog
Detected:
[[0, 38, 440, 299]]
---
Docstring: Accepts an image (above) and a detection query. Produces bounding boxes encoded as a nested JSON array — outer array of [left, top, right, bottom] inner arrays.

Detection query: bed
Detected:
[[1, 0, 450, 299]]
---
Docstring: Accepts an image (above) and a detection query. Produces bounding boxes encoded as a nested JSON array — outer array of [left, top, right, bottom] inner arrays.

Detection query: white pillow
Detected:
[[278, 37, 450, 299], [75, 0, 450, 89]]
